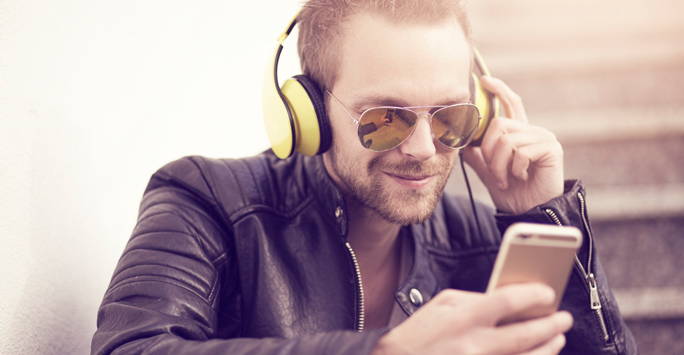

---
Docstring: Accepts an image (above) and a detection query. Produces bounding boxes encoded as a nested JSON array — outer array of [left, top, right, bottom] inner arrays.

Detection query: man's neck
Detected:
[[345, 196, 403, 329], [322, 153, 404, 328], [345, 196, 402, 258], [321, 153, 403, 254]]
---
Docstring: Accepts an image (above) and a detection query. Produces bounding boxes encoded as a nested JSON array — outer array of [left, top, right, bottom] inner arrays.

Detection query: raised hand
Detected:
[[463, 76, 564, 214]]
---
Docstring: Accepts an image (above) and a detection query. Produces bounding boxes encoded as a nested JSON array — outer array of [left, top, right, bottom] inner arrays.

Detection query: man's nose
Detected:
[[398, 113, 436, 161]]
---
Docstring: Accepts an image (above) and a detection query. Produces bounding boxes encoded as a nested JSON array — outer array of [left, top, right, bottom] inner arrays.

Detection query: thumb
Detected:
[[461, 146, 489, 182]]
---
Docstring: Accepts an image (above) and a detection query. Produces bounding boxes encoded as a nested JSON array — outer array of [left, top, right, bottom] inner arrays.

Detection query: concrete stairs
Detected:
[[445, 1, 684, 353]]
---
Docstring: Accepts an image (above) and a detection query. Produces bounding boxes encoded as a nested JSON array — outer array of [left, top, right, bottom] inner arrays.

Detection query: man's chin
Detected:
[[330, 150, 452, 225], [369, 189, 442, 225], [374, 204, 438, 225]]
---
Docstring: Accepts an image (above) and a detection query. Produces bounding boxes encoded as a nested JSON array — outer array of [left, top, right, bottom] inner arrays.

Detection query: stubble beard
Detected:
[[329, 146, 454, 225]]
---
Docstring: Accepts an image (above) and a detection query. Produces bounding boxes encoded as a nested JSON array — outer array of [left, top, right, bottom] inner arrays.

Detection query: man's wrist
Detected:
[[495, 179, 585, 231], [370, 332, 404, 355], [370, 335, 388, 355]]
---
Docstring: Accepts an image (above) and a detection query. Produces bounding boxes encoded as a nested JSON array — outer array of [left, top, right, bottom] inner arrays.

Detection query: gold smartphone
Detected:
[[486, 222, 583, 324]]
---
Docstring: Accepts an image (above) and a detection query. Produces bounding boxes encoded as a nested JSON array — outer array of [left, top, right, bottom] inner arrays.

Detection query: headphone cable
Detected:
[[459, 150, 485, 241]]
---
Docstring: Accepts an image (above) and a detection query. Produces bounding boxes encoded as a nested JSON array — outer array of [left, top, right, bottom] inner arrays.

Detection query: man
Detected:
[[92, 0, 637, 354]]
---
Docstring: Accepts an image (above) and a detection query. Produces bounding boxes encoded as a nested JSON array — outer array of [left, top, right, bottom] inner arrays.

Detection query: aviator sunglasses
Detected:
[[326, 90, 482, 152]]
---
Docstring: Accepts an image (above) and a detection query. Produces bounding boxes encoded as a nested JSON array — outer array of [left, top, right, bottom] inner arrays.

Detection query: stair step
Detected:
[[563, 135, 684, 187], [471, 0, 684, 76], [532, 106, 684, 144], [584, 184, 684, 221], [480, 38, 684, 78], [447, 169, 684, 221], [592, 216, 684, 289], [496, 66, 684, 111], [613, 287, 684, 320], [623, 319, 684, 355], [471, 0, 684, 46]]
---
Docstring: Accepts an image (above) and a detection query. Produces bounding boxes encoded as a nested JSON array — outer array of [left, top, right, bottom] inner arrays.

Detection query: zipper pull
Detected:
[[588, 273, 602, 310]]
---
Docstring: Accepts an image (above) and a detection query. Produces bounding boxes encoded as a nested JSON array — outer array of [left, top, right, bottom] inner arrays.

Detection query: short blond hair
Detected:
[[297, 0, 472, 91]]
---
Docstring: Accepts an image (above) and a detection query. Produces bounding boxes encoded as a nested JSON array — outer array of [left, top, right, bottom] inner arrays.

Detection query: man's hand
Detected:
[[372, 284, 573, 355], [463, 76, 564, 214]]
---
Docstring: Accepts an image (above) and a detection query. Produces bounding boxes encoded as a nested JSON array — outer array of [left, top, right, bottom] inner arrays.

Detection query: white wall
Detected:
[[0, 0, 302, 353]]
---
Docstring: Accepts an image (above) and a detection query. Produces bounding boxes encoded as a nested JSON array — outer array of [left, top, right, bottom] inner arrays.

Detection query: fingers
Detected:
[[481, 76, 527, 123], [519, 334, 568, 355], [512, 140, 564, 179], [486, 131, 539, 189], [488, 312, 573, 354], [424, 286, 572, 355], [477, 118, 558, 190], [481, 283, 556, 324], [430, 288, 485, 307], [387, 287, 572, 355], [433, 284, 556, 325], [429, 284, 554, 326], [461, 146, 489, 183]]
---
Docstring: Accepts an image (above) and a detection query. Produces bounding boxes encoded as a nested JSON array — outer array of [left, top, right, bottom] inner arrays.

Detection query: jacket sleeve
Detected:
[[495, 179, 637, 355], [91, 157, 388, 355]]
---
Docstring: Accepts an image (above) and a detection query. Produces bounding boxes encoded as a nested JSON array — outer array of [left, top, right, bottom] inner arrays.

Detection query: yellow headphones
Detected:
[[469, 47, 500, 146], [262, 12, 499, 159]]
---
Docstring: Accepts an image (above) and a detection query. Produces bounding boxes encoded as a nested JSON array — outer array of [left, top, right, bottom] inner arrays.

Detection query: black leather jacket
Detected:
[[92, 151, 637, 354]]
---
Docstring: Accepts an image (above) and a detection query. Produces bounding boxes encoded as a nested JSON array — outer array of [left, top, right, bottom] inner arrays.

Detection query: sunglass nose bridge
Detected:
[[416, 111, 433, 122], [411, 111, 437, 140]]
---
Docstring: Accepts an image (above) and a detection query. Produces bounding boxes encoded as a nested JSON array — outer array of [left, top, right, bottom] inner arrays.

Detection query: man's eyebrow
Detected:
[[348, 92, 471, 111], [347, 93, 412, 110]]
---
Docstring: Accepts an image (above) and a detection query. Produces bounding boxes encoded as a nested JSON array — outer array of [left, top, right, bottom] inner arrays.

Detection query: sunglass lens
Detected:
[[357, 108, 417, 151], [431, 105, 480, 149]]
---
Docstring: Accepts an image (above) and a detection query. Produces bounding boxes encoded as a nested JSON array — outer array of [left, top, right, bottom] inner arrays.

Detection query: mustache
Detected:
[[368, 156, 452, 176]]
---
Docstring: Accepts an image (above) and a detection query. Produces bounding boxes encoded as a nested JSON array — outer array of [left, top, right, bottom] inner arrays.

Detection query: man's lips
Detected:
[[385, 172, 435, 188]]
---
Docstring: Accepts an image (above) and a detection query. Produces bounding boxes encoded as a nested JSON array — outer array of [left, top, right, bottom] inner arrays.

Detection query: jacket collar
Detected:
[[301, 153, 349, 237]]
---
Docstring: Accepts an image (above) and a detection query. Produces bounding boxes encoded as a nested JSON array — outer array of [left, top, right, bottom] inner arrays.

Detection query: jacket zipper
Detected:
[[545, 192, 610, 342], [345, 242, 365, 332]]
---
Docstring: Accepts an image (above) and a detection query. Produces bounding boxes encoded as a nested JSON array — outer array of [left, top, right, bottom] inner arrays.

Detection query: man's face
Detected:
[[323, 13, 472, 225]]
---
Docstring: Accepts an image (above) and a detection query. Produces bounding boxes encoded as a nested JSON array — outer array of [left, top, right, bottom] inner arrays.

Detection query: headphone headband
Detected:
[[262, 13, 299, 158], [262, 11, 498, 158]]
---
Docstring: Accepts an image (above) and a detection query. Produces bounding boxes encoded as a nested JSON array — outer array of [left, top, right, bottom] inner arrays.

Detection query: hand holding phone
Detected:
[[487, 222, 582, 324]]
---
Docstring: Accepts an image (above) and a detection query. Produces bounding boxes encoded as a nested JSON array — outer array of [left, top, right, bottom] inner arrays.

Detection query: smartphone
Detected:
[[486, 222, 583, 324]]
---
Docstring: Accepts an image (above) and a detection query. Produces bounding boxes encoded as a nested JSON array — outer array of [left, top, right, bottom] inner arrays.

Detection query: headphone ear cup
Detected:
[[291, 75, 332, 155], [468, 47, 500, 147], [468, 72, 496, 147]]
